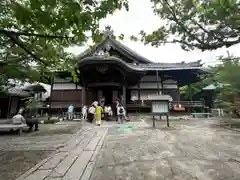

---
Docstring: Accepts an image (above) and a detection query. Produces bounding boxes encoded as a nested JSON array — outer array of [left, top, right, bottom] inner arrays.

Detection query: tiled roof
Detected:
[[78, 37, 204, 67], [128, 60, 204, 71], [7, 87, 30, 96], [109, 38, 152, 63], [78, 37, 152, 64], [80, 56, 205, 72]]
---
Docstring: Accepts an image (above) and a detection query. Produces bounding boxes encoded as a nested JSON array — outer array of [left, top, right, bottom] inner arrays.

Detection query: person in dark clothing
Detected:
[[27, 119, 39, 132], [22, 109, 39, 132], [117, 103, 125, 124]]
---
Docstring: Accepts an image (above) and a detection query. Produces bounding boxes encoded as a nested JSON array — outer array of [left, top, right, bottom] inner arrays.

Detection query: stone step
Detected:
[[62, 151, 94, 180]]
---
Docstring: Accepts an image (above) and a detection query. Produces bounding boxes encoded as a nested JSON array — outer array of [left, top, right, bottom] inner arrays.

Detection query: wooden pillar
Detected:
[[176, 82, 180, 102], [156, 70, 160, 95], [7, 95, 12, 118], [137, 82, 140, 102], [82, 85, 86, 105], [122, 85, 126, 110], [166, 114, 170, 127], [153, 116, 156, 127], [48, 72, 54, 120], [188, 84, 193, 101], [122, 75, 127, 110], [160, 78, 163, 95]]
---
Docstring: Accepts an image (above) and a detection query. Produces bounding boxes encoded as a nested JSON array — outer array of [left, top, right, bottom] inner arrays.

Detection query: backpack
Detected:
[[119, 107, 124, 114]]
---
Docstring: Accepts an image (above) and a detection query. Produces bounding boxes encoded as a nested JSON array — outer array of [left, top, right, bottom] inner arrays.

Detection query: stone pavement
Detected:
[[91, 118, 240, 180], [15, 124, 108, 180], [15, 117, 240, 180]]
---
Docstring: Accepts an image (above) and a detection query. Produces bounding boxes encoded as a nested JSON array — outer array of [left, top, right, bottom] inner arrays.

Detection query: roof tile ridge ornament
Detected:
[[92, 26, 113, 57], [104, 26, 114, 38]]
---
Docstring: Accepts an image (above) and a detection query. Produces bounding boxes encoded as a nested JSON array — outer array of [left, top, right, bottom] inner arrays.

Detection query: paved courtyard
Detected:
[[2, 117, 240, 180], [0, 121, 82, 180]]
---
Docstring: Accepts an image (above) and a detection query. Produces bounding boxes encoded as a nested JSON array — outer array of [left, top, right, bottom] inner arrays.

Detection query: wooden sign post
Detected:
[[149, 95, 171, 128]]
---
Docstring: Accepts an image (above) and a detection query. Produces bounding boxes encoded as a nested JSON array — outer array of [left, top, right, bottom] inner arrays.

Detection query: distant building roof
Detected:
[[202, 83, 229, 90], [2, 81, 50, 98], [7, 87, 30, 97], [24, 82, 51, 100]]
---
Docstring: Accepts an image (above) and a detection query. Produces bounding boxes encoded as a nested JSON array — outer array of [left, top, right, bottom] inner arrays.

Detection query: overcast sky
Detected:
[[67, 0, 240, 65]]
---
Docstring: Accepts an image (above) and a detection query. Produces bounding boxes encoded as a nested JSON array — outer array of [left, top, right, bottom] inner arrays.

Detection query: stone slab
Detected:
[[39, 152, 67, 170], [90, 145, 102, 162], [44, 178, 62, 180], [59, 136, 84, 152], [24, 170, 52, 180], [80, 162, 95, 180], [97, 129, 108, 147], [71, 138, 91, 155], [62, 151, 94, 180], [49, 154, 78, 177], [97, 139, 104, 147], [15, 155, 53, 180], [84, 137, 101, 151]]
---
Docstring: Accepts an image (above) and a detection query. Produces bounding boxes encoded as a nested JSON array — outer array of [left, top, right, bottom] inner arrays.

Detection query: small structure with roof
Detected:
[[0, 82, 50, 119]]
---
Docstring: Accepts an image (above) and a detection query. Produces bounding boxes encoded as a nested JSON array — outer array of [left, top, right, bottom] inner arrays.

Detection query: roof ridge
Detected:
[[77, 37, 110, 59], [108, 38, 153, 64]]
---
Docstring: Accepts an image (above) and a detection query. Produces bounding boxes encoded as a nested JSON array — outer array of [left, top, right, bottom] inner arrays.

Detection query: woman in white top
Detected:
[[88, 102, 96, 122], [104, 105, 113, 121], [107, 106, 113, 116], [82, 105, 88, 120]]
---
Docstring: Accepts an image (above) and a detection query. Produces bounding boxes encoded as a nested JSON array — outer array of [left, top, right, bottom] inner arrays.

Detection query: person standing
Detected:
[[68, 104, 74, 120], [117, 103, 125, 124], [104, 105, 113, 121], [88, 104, 96, 122], [95, 103, 103, 126], [82, 105, 88, 120], [100, 98, 105, 107], [113, 97, 120, 122]]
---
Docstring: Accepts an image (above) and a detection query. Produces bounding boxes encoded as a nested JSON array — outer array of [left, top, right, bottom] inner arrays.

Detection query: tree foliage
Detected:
[[214, 56, 240, 115], [182, 55, 240, 115], [0, 0, 128, 90], [135, 0, 240, 51]]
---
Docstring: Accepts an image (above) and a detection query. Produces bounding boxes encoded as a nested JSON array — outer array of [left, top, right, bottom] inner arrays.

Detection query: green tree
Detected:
[[180, 85, 201, 100], [134, 0, 240, 51], [0, 0, 129, 91], [215, 56, 240, 116]]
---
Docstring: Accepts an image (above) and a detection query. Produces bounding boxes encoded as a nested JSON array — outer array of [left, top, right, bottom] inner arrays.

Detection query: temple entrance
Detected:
[[96, 86, 121, 105], [78, 58, 145, 110], [102, 88, 113, 105]]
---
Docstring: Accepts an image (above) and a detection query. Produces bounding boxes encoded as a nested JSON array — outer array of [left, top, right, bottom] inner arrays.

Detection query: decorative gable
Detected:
[[78, 37, 152, 64]]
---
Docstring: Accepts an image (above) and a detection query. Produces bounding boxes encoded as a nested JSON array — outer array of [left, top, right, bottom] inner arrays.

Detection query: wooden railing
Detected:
[[126, 100, 204, 109], [171, 101, 204, 107]]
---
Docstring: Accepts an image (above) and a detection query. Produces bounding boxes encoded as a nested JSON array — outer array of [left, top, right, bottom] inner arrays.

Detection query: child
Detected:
[[95, 103, 103, 126], [117, 104, 125, 124]]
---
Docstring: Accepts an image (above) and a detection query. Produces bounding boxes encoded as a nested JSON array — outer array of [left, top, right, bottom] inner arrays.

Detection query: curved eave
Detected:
[[139, 66, 208, 72], [78, 56, 145, 74]]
